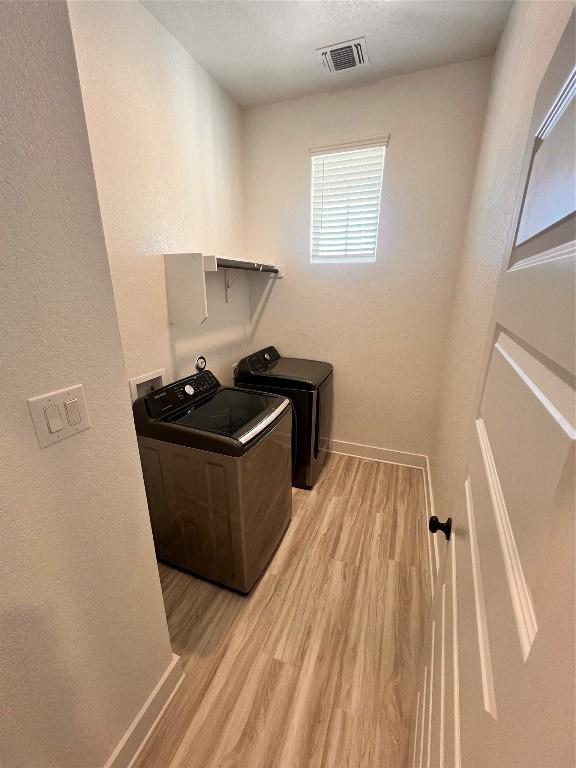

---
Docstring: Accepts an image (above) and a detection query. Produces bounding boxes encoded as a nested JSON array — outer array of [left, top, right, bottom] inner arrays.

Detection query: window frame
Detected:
[[309, 137, 389, 265]]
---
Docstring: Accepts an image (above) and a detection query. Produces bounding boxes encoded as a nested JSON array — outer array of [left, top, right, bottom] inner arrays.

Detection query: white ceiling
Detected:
[[143, 0, 512, 108]]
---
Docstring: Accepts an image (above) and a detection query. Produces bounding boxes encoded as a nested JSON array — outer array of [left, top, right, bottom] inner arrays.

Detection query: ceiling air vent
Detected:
[[318, 37, 369, 73]]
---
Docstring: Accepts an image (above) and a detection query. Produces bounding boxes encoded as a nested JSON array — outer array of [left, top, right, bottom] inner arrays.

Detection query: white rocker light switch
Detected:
[[44, 404, 64, 433], [64, 398, 81, 426]]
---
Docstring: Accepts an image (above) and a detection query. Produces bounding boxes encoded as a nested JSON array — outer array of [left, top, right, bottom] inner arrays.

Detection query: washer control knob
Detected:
[[264, 352, 271, 361], [184, 384, 195, 396]]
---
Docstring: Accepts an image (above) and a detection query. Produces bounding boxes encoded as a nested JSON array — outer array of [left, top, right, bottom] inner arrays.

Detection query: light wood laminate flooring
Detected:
[[135, 453, 431, 768]]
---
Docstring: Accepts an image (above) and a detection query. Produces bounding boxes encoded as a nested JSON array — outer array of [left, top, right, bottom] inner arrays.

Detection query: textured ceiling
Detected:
[[143, 0, 511, 107]]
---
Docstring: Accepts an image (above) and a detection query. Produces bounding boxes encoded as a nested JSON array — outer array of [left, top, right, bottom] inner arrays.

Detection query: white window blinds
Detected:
[[310, 142, 386, 264]]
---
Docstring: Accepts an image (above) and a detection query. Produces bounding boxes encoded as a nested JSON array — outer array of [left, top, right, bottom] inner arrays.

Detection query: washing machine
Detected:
[[133, 369, 292, 593], [234, 346, 333, 489]]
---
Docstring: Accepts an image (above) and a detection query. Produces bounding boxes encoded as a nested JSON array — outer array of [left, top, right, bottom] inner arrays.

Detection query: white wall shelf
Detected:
[[164, 253, 283, 325]]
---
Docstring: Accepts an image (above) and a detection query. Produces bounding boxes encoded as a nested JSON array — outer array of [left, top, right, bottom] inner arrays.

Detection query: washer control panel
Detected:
[[147, 371, 219, 419]]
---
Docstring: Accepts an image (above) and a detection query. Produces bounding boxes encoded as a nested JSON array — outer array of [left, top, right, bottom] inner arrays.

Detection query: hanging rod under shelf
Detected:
[[216, 257, 279, 274]]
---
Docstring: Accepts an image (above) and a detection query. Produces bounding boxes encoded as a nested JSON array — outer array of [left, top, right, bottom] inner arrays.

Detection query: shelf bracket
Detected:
[[223, 269, 239, 303]]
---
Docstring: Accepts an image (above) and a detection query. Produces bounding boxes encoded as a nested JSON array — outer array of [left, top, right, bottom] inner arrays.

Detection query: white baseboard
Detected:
[[329, 439, 428, 469], [104, 653, 184, 768]]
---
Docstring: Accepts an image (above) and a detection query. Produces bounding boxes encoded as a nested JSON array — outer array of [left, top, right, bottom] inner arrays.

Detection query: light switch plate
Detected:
[[28, 384, 90, 448]]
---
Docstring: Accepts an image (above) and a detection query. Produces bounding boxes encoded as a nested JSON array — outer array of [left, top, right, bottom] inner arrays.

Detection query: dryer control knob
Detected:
[[184, 384, 195, 396]]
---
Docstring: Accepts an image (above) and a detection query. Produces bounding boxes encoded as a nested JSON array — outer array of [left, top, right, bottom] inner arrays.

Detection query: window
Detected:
[[310, 141, 387, 264]]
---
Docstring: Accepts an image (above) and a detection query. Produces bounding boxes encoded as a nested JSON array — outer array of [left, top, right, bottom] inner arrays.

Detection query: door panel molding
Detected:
[[495, 332, 576, 439], [512, 61, 575, 255], [426, 622, 436, 768], [464, 476, 498, 718], [497, 251, 576, 377], [412, 690, 421, 768], [511, 215, 575, 265], [439, 583, 447, 768], [419, 666, 428, 768], [509, 234, 575, 272], [451, 533, 462, 768], [475, 420, 538, 661], [537, 62, 576, 140]]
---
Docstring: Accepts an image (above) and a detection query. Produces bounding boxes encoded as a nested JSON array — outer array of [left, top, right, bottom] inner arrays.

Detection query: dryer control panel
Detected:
[[242, 346, 281, 374], [146, 371, 220, 419]]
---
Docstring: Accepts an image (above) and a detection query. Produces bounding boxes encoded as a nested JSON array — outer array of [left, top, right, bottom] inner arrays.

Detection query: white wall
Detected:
[[68, 0, 249, 386], [431, 1, 574, 521], [243, 59, 491, 456], [0, 3, 174, 766]]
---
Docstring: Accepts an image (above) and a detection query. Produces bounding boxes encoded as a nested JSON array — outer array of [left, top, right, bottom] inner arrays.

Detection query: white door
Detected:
[[412, 13, 575, 768]]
